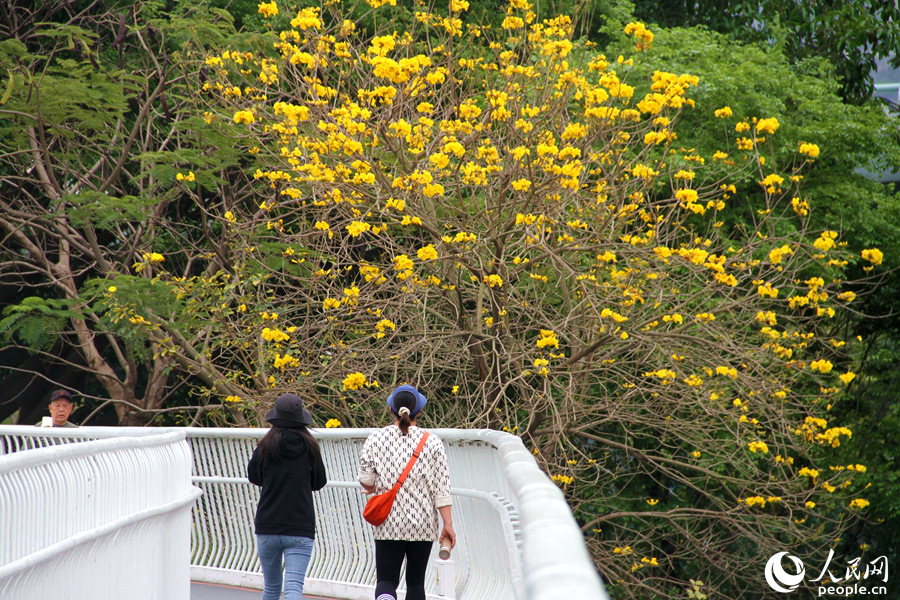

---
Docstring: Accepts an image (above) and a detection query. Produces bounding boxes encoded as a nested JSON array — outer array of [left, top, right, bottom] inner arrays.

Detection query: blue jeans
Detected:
[[257, 534, 314, 600]]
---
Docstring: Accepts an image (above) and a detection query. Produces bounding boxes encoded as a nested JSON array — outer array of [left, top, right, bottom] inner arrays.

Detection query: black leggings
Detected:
[[374, 539, 433, 600]]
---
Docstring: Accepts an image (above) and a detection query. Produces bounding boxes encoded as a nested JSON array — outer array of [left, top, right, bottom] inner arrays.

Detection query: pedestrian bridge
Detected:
[[0, 426, 607, 600]]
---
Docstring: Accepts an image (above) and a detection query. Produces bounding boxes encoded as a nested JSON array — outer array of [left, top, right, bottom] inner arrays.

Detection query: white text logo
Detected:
[[764, 550, 888, 595]]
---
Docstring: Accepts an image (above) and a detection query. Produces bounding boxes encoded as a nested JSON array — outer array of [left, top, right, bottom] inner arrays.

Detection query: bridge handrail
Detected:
[[0, 431, 201, 600], [0, 425, 607, 600]]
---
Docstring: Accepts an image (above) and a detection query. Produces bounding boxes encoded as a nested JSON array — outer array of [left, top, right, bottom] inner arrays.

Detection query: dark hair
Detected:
[[256, 426, 321, 462], [392, 390, 418, 434]]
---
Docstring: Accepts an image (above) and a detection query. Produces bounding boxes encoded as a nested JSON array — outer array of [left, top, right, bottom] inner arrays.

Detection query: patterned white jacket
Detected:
[[358, 425, 452, 541]]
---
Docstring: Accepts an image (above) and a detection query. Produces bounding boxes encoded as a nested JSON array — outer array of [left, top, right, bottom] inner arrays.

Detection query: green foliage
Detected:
[[0, 297, 84, 352], [629, 0, 900, 104]]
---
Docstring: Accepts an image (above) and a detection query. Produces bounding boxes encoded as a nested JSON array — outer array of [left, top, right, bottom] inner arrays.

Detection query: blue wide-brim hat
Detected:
[[386, 384, 427, 416]]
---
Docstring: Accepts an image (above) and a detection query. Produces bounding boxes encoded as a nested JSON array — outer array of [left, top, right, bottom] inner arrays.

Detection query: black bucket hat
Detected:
[[265, 393, 313, 428]]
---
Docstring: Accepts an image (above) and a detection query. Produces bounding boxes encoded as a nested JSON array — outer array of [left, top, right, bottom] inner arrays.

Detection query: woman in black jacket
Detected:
[[248, 393, 327, 600]]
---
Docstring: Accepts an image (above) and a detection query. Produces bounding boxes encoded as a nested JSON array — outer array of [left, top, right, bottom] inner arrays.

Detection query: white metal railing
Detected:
[[0, 426, 608, 600], [874, 82, 900, 103], [0, 431, 202, 600]]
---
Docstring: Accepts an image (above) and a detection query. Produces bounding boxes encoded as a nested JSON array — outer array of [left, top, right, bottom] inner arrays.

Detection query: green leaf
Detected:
[[0, 71, 13, 105]]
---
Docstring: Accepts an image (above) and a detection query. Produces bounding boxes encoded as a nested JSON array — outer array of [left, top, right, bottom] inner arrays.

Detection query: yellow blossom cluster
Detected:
[[186, 8, 881, 594]]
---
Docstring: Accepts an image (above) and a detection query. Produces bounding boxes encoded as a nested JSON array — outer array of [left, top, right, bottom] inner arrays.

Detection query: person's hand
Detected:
[[360, 483, 376, 496], [440, 524, 456, 549]]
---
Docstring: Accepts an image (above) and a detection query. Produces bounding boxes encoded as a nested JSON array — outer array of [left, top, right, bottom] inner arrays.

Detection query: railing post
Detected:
[[435, 558, 456, 599]]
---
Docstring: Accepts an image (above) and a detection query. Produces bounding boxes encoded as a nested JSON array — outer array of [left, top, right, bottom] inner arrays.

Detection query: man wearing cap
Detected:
[[36, 389, 79, 427]]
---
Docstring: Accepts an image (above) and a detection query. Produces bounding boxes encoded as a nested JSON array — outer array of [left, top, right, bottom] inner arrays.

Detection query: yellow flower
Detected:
[[257, 2, 278, 18], [537, 329, 559, 349], [261, 327, 289, 342], [799, 142, 820, 158], [233, 110, 255, 125], [225, 211, 236, 223], [810, 359, 833, 373], [107, 286, 117, 293], [839, 372, 856, 385], [142, 252, 165, 263], [386, 197, 406, 212], [646, 498, 659, 506], [374, 318, 396, 339], [747, 441, 769, 454], [861, 248, 883, 265], [394, 254, 414, 273], [623, 21, 654, 50], [483, 274, 503, 287], [714, 106, 733, 118], [767, 244, 793, 264], [849, 498, 870, 510], [176, 171, 195, 182], [342, 372, 367, 390], [512, 178, 532, 191], [273, 353, 300, 370], [757, 282, 779, 298], [225, 395, 242, 403], [814, 232, 837, 252], [346, 221, 371, 237], [551, 474, 573, 486], [715, 366, 737, 379], [343, 286, 360, 305], [423, 183, 445, 197], [741, 496, 767, 508], [791, 197, 809, 216], [756, 117, 780, 135], [683, 374, 703, 387], [417, 244, 439, 261], [325, 418, 342, 428]]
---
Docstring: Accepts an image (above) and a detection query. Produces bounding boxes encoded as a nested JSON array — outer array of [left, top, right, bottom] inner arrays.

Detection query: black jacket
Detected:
[[247, 429, 328, 537]]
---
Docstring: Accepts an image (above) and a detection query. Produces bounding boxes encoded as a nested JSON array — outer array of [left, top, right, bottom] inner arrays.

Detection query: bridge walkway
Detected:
[[191, 581, 334, 599]]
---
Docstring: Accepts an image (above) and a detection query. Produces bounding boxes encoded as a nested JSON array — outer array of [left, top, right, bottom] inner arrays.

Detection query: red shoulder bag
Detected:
[[363, 431, 430, 526]]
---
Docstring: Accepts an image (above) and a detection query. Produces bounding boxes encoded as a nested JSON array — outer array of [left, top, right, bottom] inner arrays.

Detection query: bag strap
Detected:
[[391, 431, 430, 491]]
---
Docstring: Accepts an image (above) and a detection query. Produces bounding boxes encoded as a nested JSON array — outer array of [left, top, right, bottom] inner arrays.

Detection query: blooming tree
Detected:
[[108, 1, 885, 596]]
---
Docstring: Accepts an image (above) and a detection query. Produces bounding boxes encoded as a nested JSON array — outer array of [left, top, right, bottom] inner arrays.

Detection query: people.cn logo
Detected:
[[765, 552, 806, 593]]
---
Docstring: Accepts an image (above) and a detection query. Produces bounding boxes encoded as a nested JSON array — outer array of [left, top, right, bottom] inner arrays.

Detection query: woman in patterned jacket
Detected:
[[358, 384, 456, 600]]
